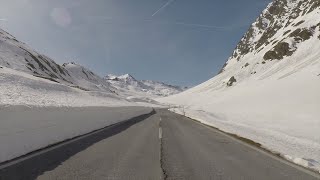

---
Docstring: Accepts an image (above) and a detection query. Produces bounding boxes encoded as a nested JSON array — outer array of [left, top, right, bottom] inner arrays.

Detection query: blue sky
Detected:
[[0, 0, 270, 86]]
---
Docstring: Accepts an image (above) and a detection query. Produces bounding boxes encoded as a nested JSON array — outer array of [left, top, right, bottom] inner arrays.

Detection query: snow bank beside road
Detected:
[[169, 107, 320, 173], [0, 63, 158, 164], [0, 67, 164, 108], [0, 106, 152, 163], [0, 67, 133, 107], [161, 64, 320, 173]]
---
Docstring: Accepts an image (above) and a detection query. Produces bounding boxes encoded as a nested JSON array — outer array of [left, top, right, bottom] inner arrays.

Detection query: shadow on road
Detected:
[[0, 109, 155, 180]]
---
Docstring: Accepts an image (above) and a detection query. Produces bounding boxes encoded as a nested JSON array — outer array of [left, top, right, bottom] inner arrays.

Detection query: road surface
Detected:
[[0, 109, 319, 180]]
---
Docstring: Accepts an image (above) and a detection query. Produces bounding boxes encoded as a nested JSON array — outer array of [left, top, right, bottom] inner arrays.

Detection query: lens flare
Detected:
[[50, 8, 72, 28]]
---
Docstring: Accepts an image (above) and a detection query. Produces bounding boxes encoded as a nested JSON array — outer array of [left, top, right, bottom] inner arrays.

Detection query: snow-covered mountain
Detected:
[[0, 28, 73, 84], [160, 0, 320, 172], [62, 62, 114, 92], [215, 0, 320, 87], [0, 28, 130, 106], [0, 27, 184, 106], [0, 29, 115, 93], [105, 74, 186, 97]]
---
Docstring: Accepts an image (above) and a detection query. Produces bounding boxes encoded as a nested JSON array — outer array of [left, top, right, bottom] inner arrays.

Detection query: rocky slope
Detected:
[[215, 0, 320, 88]]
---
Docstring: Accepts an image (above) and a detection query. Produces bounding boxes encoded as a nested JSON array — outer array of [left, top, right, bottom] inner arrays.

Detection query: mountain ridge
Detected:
[[0, 28, 185, 98], [105, 74, 186, 97]]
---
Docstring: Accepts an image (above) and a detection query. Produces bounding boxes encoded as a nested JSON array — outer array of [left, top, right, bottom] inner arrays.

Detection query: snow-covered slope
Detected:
[[0, 29, 73, 84], [0, 66, 133, 106], [160, 0, 320, 172], [0, 27, 126, 106], [0, 28, 117, 93], [215, 0, 320, 86], [105, 74, 186, 97], [62, 62, 113, 92]]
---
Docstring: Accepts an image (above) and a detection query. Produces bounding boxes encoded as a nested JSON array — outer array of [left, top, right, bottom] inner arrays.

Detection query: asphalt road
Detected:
[[0, 109, 319, 180]]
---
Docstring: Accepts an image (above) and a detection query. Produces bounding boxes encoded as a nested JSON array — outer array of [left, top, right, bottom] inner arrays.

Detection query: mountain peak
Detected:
[[118, 74, 136, 81], [119, 74, 134, 79], [62, 62, 81, 67], [105, 74, 136, 82]]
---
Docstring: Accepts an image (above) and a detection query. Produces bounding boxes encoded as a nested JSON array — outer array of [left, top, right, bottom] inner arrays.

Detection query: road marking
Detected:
[[159, 127, 162, 139]]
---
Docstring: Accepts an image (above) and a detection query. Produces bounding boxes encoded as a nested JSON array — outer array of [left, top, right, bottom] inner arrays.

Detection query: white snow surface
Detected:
[[62, 62, 114, 92], [0, 106, 152, 163], [0, 67, 157, 163], [160, 0, 320, 173], [0, 67, 133, 107]]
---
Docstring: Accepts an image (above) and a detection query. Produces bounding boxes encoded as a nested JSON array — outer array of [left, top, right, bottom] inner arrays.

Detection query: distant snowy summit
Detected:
[[105, 74, 187, 97], [106, 74, 137, 84]]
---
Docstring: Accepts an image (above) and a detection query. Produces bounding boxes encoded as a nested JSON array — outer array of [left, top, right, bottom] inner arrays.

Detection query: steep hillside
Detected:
[[62, 62, 113, 92], [106, 74, 186, 97], [0, 29, 73, 84], [0, 29, 129, 106], [213, 0, 320, 88], [0, 29, 116, 93], [160, 0, 320, 172]]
